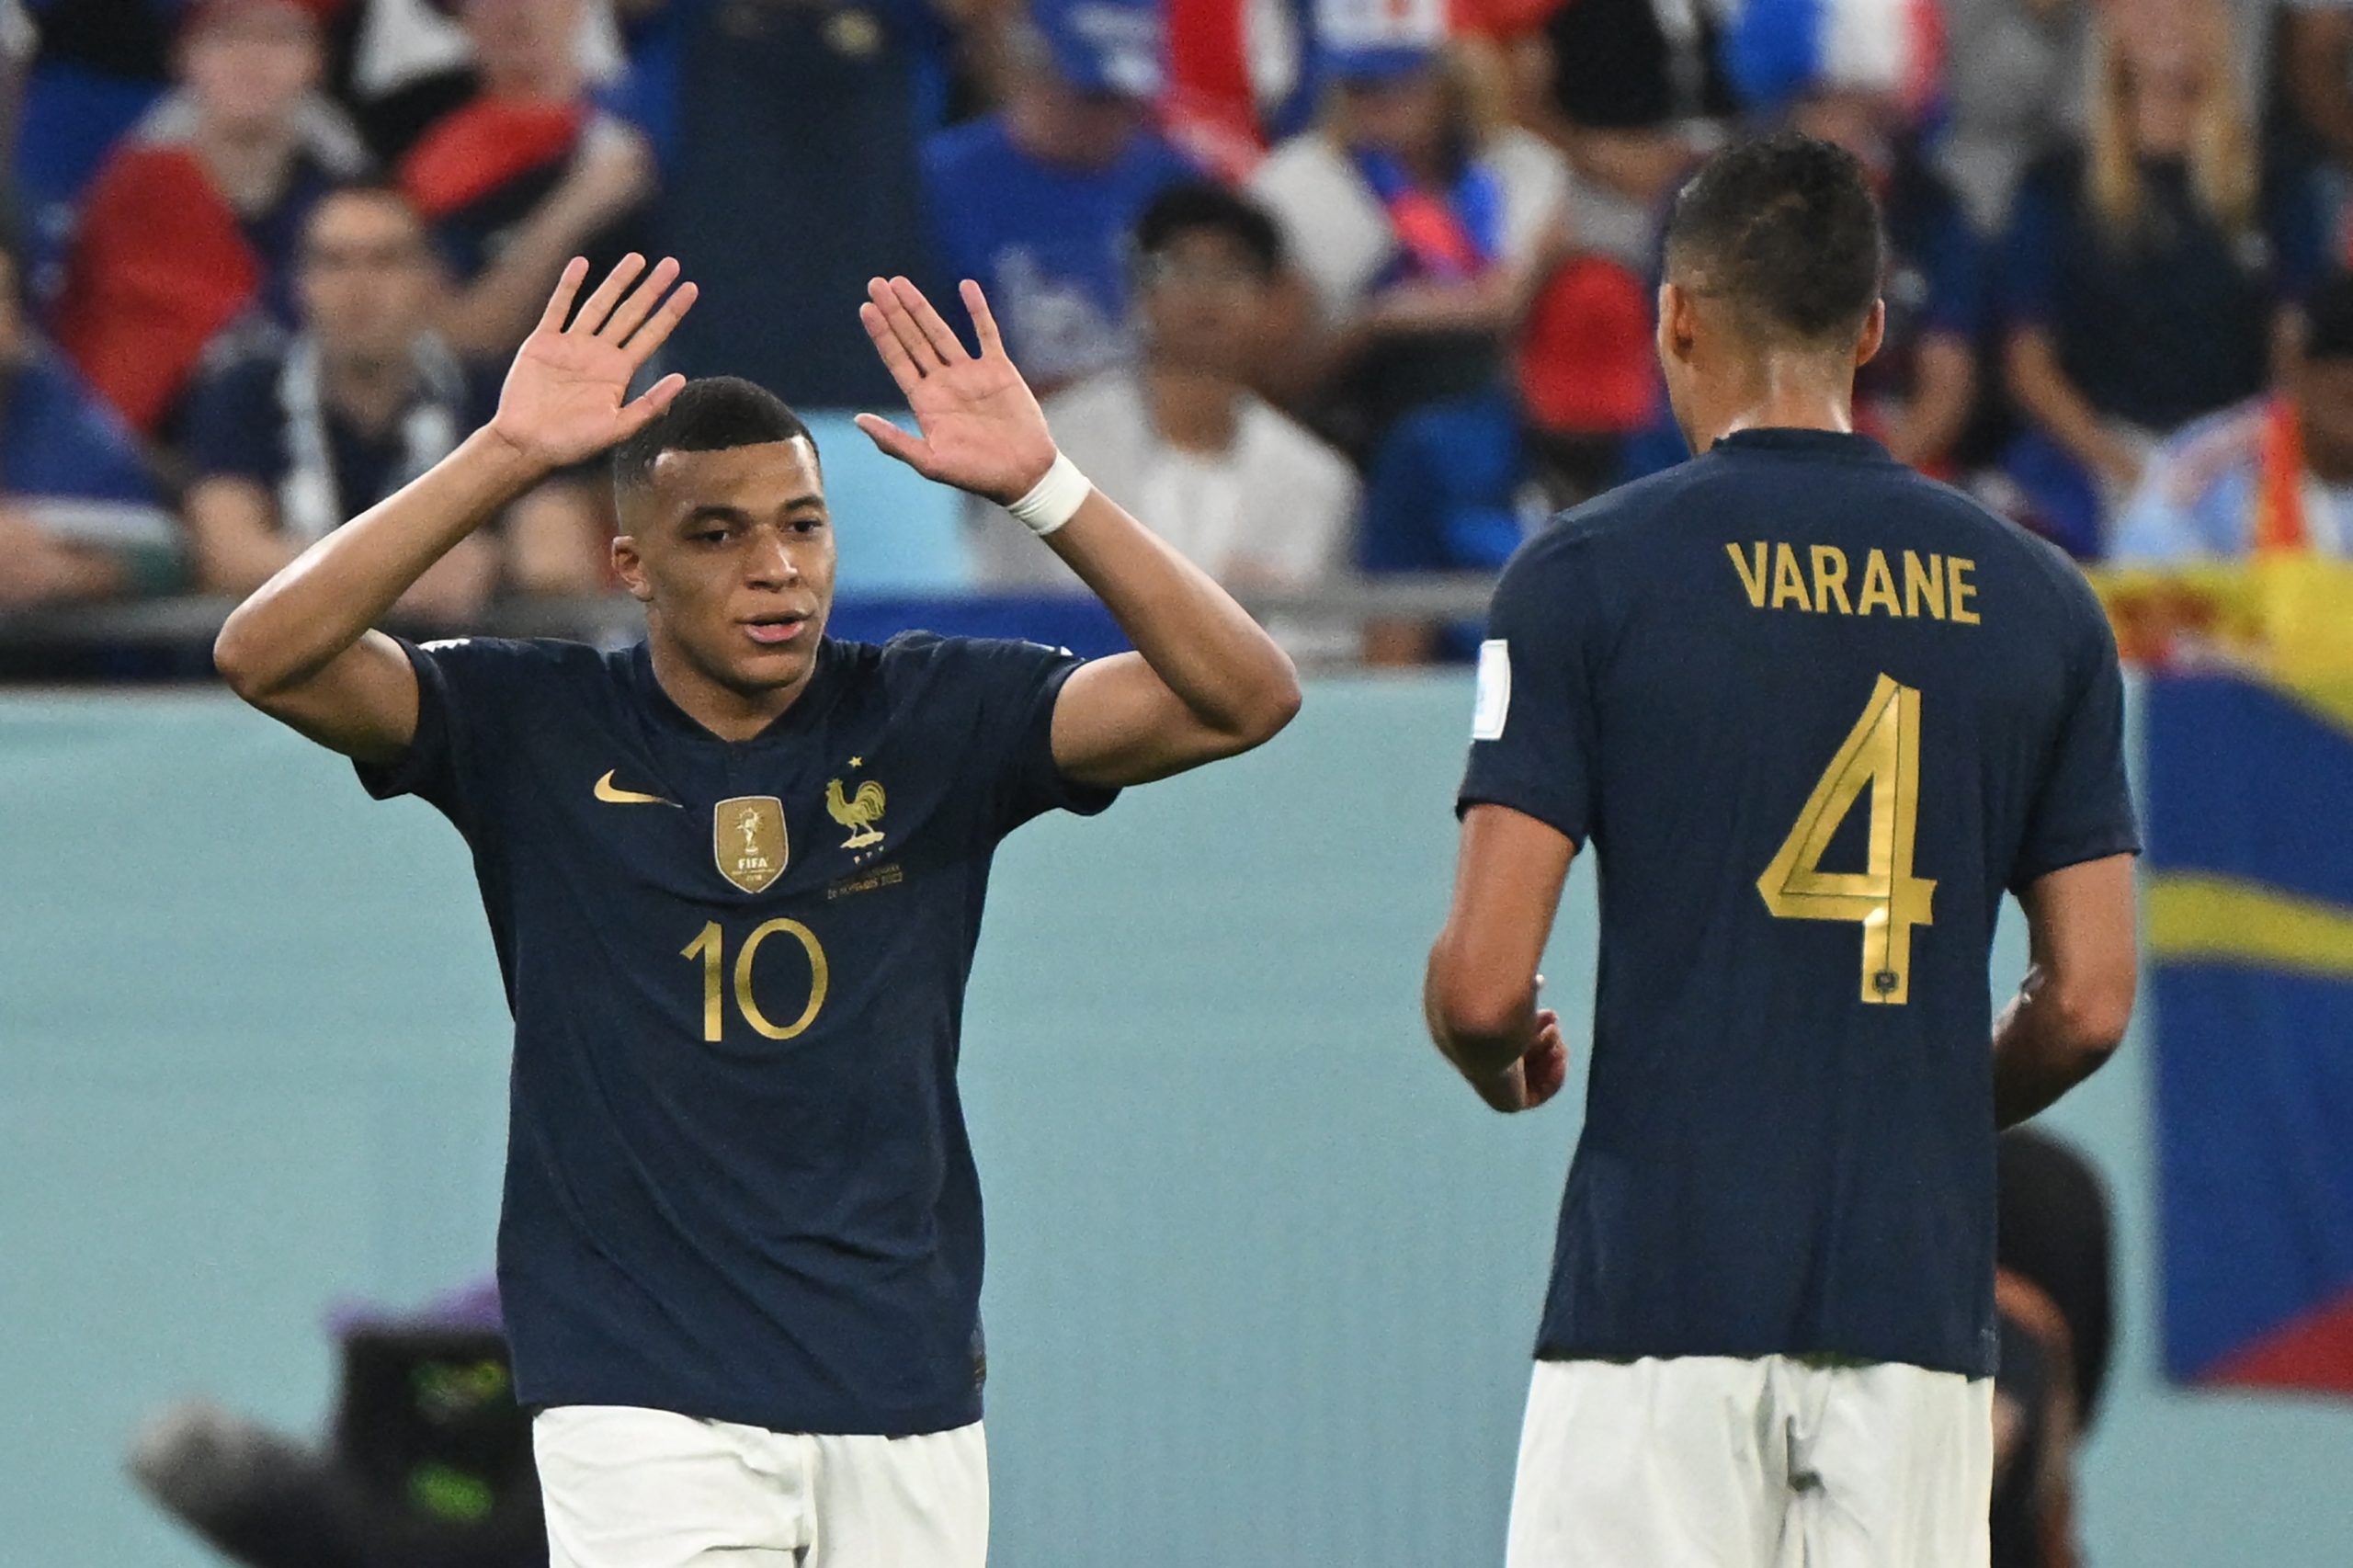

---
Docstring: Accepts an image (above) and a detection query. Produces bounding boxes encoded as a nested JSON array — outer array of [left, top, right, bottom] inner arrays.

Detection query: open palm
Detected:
[[490, 255, 697, 471], [854, 278, 1059, 505]]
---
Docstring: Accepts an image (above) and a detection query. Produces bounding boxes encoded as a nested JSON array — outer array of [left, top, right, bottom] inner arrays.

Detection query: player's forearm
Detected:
[[1432, 1008, 1537, 1085], [1990, 963, 2129, 1127], [1423, 939, 1537, 1080], [1041, 488, 1301, 744], [214, 428, 543, 697]]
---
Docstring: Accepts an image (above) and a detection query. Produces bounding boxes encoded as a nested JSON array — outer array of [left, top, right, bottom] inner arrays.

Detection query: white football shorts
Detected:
[[1505, 1355, 1993, 1568], [532, 1403, 987, 1568]]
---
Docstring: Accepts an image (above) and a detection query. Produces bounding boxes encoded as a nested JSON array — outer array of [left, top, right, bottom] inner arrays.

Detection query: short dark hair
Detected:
[[2307, 272, 2353, 363], [301, 180, 425, 241], [610, 377, 816, 494], [1133, 180, 1285, 278], [1663, 132, 1883, 347]]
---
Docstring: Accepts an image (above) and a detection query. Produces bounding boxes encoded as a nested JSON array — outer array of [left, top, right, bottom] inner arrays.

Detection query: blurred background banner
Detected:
[[2145, 669, 2353, 1396]]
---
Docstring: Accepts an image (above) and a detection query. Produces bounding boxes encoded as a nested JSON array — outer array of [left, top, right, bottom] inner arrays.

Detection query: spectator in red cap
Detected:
[[1358, 254, 1648, 664], [49, 0, 369, 435], [396, 0, 654, 358]]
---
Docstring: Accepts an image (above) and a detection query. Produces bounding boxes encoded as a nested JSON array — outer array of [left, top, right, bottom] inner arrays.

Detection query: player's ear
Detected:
[[1853, 299, 1887, 370], [1657, 282, 1699, 366], [611, 531, 654, 604]]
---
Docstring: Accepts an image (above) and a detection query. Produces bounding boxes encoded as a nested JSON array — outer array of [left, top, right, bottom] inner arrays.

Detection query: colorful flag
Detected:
[[2146, 672, 2353, 1395]]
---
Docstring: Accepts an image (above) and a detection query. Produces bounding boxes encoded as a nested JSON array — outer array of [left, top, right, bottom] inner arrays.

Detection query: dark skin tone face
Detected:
[[612, 438, 836, 737]]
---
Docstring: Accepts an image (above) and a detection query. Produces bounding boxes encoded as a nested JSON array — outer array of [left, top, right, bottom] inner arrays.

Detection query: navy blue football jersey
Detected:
[[358, 631, 1114, 1435], [1459, 428, 2139, 1378]]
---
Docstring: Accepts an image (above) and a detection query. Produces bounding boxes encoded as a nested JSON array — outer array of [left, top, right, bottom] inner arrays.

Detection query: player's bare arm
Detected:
[[1425, 803, 1574, 1114], [1993, 853, 2138, 1127], [213, 255, 697, 760], [854, 276, 1301, 789]]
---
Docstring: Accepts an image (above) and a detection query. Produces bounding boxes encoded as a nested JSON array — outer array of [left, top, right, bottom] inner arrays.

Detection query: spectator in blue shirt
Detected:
[[179, 182, 606, 624], [0, 220, 179, 607], [922, 0, 1199, 392], [652, 0, 952, 408], [1999, 0, 2325, 557]]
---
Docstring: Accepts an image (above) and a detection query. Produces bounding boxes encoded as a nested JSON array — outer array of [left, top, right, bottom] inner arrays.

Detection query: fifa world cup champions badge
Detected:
[[715, 798, 788, 893]]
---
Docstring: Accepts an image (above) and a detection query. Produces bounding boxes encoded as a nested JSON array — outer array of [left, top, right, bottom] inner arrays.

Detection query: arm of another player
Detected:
[[1425, 804, 1575, 1114], [1993, 855, 2136, 1127], [213, 255, 695, 761], [853, 276, 1301, 789]]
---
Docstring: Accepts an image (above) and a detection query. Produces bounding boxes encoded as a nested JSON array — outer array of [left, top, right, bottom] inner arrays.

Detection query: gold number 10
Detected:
[[1756, 674, 1938, 1005], [681, 919, 830, 1042]]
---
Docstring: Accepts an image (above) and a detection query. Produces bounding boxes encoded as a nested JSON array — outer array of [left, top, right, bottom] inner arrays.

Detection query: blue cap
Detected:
[[1033, 0, 1165, 98], [1322, 42, 1440, 83]]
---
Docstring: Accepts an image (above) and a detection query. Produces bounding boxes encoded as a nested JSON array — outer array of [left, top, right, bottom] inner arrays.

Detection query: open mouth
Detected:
[[741, 612, 810, 647]]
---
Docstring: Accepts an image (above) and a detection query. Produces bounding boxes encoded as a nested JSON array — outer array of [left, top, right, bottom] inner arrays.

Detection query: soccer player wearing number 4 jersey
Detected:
[[214, 255, 1300, 1568], [1424, 135, 2141, 1568]]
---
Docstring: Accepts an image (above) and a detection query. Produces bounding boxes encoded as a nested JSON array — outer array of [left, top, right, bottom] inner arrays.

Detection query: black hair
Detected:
[[610, 376, 816, 493], [1663, 132, 1884, 347], [1132, 180, 1285, 278], [2306, 272, 2353, 363]]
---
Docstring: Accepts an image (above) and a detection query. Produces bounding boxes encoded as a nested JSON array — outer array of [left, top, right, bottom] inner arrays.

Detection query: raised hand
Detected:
[[488, 255, 697, 472], [853, 278, 1059, 505]]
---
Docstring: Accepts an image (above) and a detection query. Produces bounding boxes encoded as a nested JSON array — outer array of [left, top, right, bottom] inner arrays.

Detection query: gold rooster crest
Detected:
[[825, 776, 888, 850]]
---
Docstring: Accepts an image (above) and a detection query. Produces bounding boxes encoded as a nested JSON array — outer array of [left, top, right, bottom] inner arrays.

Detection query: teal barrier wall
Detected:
[[4, 679, 2349, 1566]]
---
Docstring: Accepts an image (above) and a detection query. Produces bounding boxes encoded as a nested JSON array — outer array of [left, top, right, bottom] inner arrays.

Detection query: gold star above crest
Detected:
[[847, 756, 863, 768]]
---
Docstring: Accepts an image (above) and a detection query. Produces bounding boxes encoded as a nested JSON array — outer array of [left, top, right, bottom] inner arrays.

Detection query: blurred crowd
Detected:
[[5, 0, 2353, 664]]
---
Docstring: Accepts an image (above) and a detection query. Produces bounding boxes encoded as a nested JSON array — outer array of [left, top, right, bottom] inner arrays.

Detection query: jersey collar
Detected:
[[1711, 427, 1895, 463], [628, 637, 844, 746]]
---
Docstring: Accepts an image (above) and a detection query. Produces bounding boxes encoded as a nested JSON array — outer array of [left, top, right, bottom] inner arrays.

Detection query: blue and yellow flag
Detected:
[[2147, 672, 2353, 1394]]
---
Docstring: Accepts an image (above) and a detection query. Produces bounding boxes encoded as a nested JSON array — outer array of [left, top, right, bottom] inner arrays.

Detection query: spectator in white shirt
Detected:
[[972, 180, 1360, 618]]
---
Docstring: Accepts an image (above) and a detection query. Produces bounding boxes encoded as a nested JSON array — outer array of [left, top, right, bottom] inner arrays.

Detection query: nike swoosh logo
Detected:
[[595, 770, 680, 807]]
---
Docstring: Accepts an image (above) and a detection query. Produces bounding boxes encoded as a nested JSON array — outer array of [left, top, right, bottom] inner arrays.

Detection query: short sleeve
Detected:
[[182, 357, 287, 484], [1456, 535, 1604, 846], [945, 637, 1120, 836], [354, 636, 545, 835], [2010, 586, 2143, 891]]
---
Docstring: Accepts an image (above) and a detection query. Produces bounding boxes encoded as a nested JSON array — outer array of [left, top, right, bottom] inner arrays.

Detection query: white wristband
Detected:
[[1005, 452, 1091, 538]]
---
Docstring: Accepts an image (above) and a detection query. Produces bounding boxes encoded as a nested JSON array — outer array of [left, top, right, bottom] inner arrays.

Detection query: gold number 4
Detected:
[[1757, 674, 1938, 1005], [682, 919, 830, 1042]]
